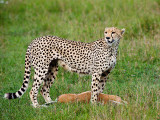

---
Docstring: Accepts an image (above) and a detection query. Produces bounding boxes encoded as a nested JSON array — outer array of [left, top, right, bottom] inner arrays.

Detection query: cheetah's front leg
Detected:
[[91, 73, 100, 103]]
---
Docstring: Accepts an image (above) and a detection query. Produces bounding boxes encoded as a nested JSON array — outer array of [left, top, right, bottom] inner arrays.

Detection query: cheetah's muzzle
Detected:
[[107, 39, 115, 43]]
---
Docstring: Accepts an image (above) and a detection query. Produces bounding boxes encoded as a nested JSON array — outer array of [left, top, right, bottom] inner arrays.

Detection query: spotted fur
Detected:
[[4, 27, 125, 107]]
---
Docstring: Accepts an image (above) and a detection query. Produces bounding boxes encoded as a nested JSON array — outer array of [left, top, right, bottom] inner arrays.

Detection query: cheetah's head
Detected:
[[104, 27, 125, 46]]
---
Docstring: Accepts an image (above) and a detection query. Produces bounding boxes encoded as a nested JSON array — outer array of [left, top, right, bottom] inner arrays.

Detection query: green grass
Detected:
[[0, 0, 160, 119]]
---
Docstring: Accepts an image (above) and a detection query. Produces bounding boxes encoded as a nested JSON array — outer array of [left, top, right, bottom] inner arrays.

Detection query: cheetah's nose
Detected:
[[106, 37, 110, 39]]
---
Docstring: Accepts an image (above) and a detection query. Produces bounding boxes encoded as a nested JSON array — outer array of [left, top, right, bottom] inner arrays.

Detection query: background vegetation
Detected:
[[0, 0, 160, 119]]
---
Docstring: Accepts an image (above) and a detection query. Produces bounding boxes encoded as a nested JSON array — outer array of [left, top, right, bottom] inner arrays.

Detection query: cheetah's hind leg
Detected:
[[40, 60, 58, 104], [29, 67, 48, 108]]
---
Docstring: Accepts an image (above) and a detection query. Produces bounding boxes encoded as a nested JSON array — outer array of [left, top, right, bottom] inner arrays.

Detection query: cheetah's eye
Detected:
[[112, 32, 116, 34]]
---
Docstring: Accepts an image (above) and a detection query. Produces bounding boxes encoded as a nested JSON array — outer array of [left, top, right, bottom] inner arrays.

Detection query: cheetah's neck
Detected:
[[100, 38, 120, 58]]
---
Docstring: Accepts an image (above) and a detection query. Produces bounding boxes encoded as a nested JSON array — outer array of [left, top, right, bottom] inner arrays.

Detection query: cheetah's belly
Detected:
[[58, 60, 72, 71], [58, 60, 91, 74]]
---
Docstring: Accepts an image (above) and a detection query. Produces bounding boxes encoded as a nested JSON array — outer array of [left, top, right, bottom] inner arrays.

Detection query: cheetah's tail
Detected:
[[4, 46, 31, 99]]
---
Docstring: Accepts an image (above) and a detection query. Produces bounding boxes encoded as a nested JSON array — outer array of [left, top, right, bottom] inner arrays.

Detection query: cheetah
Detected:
[[4, 27, 125, 108]]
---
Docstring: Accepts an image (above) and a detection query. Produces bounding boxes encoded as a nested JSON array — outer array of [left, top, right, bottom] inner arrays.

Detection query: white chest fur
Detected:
[[110, 55, 116, 69]]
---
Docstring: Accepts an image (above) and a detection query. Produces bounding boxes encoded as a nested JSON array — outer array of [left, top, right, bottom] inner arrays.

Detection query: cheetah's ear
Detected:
[[121, 28, 125, 35]]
